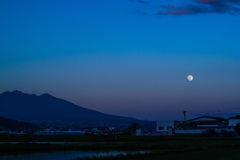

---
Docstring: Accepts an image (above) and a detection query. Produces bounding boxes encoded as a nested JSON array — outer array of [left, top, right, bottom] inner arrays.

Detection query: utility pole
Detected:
[[183, 111, 187, 121], [145, 119, 148, 131]]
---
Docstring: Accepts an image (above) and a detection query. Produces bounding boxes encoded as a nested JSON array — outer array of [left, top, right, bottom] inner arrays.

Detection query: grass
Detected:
[[0, 134, 205, 142], [0, 143, 82, 155], [2, 134, 240, 159]]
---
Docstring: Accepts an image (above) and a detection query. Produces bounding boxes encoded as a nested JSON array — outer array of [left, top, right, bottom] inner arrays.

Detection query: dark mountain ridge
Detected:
[[0, 116, 39, 131], [0, 90, 137, 122]]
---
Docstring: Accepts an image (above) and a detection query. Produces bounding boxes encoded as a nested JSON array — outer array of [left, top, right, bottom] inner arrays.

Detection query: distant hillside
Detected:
[[0, 90, 144, 129], [0, 116, 39, 131]]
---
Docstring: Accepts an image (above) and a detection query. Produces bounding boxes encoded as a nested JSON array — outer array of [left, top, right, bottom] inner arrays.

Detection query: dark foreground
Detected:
[[1, 134, 240, 160]]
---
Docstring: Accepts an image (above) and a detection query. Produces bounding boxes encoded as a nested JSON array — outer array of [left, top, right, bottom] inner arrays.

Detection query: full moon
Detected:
[[187, 75, 193, 81]]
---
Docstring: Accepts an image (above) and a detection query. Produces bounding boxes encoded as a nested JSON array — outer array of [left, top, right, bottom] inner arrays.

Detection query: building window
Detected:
[[167, 126, 172, 129], [158, 126, 164, 130]]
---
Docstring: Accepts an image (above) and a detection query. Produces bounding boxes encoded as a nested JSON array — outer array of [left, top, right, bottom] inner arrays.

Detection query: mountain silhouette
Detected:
[[0, 116, 39, 131], [0, 90, 137, 123]]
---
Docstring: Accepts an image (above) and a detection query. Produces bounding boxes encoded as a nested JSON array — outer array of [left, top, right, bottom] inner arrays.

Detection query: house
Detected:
[[157, 116, 235, 135], [228, 115, 240, 127], [175, 116, 231, 134], [183, 116, 228, 128]]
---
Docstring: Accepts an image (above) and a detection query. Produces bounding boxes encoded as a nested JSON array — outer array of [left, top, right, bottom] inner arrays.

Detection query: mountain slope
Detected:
[[0, 116, 39, 131], [0, 90, 137, 122]]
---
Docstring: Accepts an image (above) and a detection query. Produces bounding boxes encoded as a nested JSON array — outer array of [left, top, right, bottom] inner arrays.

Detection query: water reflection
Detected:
[[0, 150, 150, 160]]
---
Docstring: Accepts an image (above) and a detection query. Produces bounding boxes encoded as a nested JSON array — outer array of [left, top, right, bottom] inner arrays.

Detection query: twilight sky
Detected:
[[1, 0, 240, 120]]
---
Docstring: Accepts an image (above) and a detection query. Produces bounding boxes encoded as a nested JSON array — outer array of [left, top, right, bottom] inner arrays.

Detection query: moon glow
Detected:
[[187, 75, 193, 81]]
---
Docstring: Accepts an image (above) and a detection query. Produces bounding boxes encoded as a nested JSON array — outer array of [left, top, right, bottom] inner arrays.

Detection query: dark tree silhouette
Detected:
[[234, 123, 240, 135], [128, 123, 138, 135]]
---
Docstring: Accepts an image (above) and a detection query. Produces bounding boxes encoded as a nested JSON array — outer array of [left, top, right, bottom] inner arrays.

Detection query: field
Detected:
[[1, 134, 240, 160]]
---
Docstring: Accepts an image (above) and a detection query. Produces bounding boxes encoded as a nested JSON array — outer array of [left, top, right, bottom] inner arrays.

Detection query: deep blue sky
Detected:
[[1, 0, 240, 120]]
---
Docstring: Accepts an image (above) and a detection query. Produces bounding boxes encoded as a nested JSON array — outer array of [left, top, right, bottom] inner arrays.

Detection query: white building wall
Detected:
[[156, 120, 175, 132], [136, 129, 142, 136]]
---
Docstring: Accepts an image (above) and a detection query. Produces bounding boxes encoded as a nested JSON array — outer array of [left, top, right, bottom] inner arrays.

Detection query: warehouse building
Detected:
[[157, 115, 237, 135]]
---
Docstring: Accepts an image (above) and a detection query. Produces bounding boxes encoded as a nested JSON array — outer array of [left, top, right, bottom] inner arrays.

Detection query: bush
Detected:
[[207, 129, 217, 137], [234, 123, 240, 135]]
